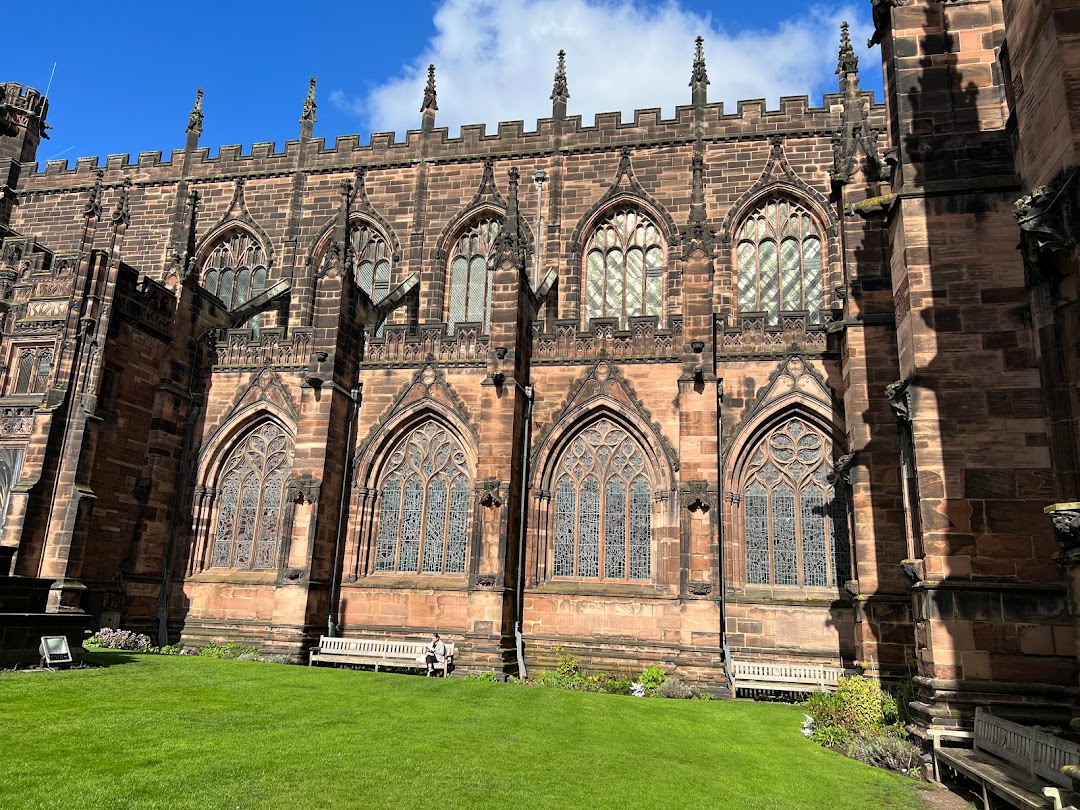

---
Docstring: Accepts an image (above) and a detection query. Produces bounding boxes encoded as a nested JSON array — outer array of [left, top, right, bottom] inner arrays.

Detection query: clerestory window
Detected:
[[375, 422, 471, 575], [201, 230, 268, 311], [584, 208, 664, 329], [211, 423, 291, 569], [552, 418, 652, 581], [353, 223, 392, 304], [736, 199, 824, 326], [447, 216, 502, 333], [742, 416, 850, 587]]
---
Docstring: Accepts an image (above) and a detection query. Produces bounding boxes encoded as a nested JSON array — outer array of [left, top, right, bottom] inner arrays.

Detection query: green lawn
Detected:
[[0, 652, 930, 810]]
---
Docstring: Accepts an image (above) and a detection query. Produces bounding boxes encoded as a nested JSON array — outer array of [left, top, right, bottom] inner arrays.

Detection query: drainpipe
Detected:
[[328, 383, 360, 638], [515, 383, 535, 679], [716, 379, 734, 693]]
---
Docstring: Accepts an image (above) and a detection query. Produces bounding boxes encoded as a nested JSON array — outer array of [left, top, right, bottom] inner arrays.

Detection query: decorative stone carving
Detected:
[[1015, 167, 1079, 287], [475, 575, 497, 588], [479, 478, 503, 508], [885, 378, 912, 422], [287, 473, 321, 505], [1046, 503, 1080, 552], [680, 480, 712, 512], [687, 581, 712, 596], [833, 453, 857, 485], [900, 558, 925, 584]]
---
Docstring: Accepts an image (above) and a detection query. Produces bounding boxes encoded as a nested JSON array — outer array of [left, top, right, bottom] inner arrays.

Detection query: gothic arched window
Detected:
[[201, 230, 269, 311], [375, 422, 471, 574], [584, 208, 664, 328], [210, 423, 291, 569], [742, 416, 850, 587], [0, 447, 24, 530], [12, 346, 53, 395], [736, 199, 824, 326], [551, 418, 652, 580], [447, 216, 502, 333], [353, 223, 392, 303]]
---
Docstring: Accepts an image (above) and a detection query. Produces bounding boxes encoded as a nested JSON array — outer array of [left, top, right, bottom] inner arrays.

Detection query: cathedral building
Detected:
[[1, 0, 1079, 737]]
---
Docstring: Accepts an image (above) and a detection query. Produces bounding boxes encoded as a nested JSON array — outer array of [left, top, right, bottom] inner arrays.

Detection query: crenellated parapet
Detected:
[[18, 93, 885, 192]]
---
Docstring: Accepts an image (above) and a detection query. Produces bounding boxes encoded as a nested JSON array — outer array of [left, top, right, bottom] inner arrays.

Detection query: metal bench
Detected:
[[308, 636, 455, 676], [934, 707, 1080, 809]]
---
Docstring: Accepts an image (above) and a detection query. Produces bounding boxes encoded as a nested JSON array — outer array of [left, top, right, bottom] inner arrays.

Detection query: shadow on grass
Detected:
[[82, 650, 140, 668]]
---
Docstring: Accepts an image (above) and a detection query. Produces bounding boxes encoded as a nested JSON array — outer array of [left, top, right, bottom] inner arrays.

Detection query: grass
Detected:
[[0, 652, 931, 810]]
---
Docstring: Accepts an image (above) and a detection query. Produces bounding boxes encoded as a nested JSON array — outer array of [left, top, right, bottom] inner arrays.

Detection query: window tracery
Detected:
[[201, 230, 268, 311], [210, 423, 291, 569], [375, 422, 471, 575], [584, 208, 664, 328], [447, 216, 502, 333], [551, 418, 652, 581], [736, 199, 824, 326], [0, 447, 23, 530], [12, 346, 53, 394], [742, 416, 850, 587], [352, 223, 392, 303]]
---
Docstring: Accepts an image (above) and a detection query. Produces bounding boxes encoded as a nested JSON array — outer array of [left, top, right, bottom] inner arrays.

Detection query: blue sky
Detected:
[[17, 0, 881, 164]]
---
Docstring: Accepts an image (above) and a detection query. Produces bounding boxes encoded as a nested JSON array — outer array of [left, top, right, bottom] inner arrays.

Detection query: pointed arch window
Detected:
[[375, 422, 471, 575], [0, 447, 24, 531], [201, 230, 269, 311], [447, 216, 502, 333], [584, 208, 665, 328], [210, 423, 291, 569], [12, 346, 53, 395], [551, 418, 652, 581], [742, 416, 850, 587], [352, 223, 392, 304], [736, 199, 824, 326]]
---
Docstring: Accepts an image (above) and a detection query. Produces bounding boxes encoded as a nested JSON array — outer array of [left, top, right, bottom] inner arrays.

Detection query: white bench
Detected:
[[308, 636, 455, 676], [730, 661, 851, 693], [934, 707, 1080, 809]]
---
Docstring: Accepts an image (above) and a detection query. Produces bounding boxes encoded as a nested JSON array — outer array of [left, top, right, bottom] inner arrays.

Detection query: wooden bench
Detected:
[[934, 707, 1080, 809], [730, 661, 852, 694], [308, 636, 455, 676]]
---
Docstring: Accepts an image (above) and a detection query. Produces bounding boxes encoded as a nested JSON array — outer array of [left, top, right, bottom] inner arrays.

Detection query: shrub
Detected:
[[555, 650, 581, 678], [844, 731, 921, 773], [464, 672, 500, 683], [836, 675, 884, 734], [197, 641, 259, 660], [262, 654, 292, 665], [638, 666, 667, 695], [656, 677, 694, 699], [84, 628, 156, 652]]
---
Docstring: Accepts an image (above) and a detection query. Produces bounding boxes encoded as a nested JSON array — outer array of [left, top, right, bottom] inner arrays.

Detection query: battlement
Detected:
[[20, 90, 884, 187], [1, 82, 48, 122]]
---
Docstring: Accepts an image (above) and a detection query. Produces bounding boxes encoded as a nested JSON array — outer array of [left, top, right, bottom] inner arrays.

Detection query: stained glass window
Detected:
[[201, 231, 269, 311], [551, 418, 652, 581], [0, 447, 24, 531], [210, 423, 291, 569], [584, 209, 664, 328], [12, 347, 52, 395], [736, 200, 824, 326], [448, 216, 502, 333], [375, 422, 471, 575], [742, 416, 851, 587]]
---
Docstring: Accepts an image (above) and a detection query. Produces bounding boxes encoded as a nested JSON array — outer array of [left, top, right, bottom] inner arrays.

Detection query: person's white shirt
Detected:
[[428, 638, 447, 662]]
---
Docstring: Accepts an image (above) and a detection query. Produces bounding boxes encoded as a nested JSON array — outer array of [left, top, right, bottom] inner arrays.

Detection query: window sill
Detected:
[[187, 569, 280, 586], [347, 574, 470, 591], [531, 580, 671, 598], [727, 585, 851, 607]]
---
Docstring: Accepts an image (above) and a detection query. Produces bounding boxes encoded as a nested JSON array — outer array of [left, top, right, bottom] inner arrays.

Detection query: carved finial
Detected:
[[112, 177, 132, 228], [187, 88, 204, 136], [494, 167, 526, 268], [616, 146, 633, 183], [84, 169, 104, 220], [551, 50, 569, 103], [837, 22, 859, 75], [301, 77, 317, 124], [690, 36, 709, 87], [479, 158, 496, 195], [421, 64, 438, 112]]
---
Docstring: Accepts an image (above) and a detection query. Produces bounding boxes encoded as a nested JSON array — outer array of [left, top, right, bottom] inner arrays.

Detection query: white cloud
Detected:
[[336, 0, 875, 137]]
